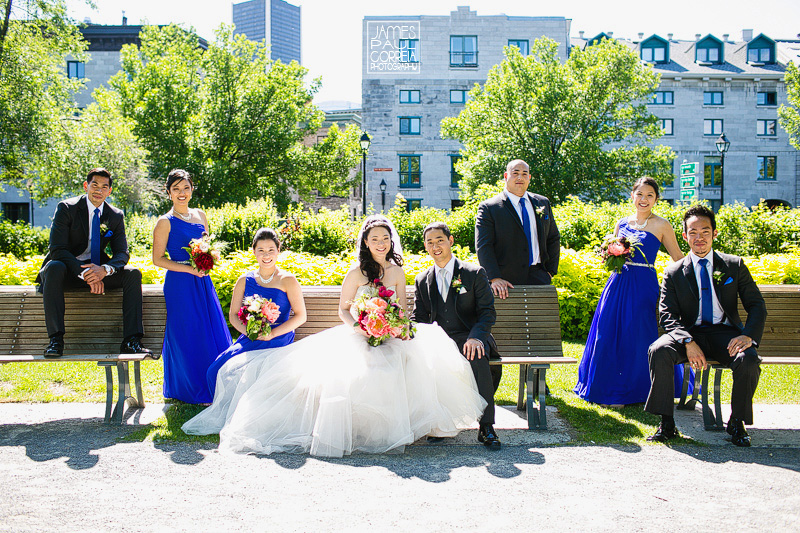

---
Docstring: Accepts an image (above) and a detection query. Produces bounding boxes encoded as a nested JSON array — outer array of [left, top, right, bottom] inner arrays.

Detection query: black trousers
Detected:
[[523, 263, 552, 286], [446, 330, 496, 427], [39, 260, 144, 341], [645, 324, 761, 424]]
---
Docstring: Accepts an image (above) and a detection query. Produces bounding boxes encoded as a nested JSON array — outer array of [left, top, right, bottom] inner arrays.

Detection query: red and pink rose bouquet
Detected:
[[238, 294, 281, 340], [182, 233, 226, 273], [597, 234, 643, 274], [351, 279, 416, 347]]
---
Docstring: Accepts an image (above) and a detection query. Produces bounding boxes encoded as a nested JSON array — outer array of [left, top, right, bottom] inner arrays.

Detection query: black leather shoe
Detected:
[[120, 338, 152, 355], [44, 338, 64, 358], [426, 436, 445, 444], [726, 418, 751, 447], [647, 423, 679, 442], [478, 425, 502, 450]]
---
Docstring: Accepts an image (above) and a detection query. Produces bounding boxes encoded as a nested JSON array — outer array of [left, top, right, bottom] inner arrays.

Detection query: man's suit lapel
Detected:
[[425, 267, 438, 320], [682, 257, 699, 299], [76, 195, 90, 244], [501, 193, 523, 229], [528, 193, 546, 249], [451, 259, 461, 304]]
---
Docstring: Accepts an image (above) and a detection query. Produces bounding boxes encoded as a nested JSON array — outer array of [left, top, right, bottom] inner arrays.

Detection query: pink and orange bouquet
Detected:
[[351, 279, 416, 347], [182, 233, 226, 273], [597, 234, 643, 274], [238, 294, 281, 340]]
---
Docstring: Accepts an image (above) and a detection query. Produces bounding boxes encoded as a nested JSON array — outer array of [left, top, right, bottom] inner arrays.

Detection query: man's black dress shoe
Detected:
[[120, 338, 152, 355], [647, 423, 679, 442], [478, 425, 501, 450], [726, 418, 751, 447], [44, 338, 64, 358]]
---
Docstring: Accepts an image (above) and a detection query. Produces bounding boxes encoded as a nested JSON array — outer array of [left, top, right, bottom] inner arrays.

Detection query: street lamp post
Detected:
[[379, 179, 387, 212], [715, 132, 730, 208], [360, 133, 371, 216]]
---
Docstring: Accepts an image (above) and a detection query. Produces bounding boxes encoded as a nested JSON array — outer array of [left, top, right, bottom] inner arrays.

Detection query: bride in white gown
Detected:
[[182, 215, 487, 457]]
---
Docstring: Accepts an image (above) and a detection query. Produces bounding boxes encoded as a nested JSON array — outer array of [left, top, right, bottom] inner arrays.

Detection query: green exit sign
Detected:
[[681, 175, 698, 188], [680, 162, 699, 176], [680, 189, 698, 202]]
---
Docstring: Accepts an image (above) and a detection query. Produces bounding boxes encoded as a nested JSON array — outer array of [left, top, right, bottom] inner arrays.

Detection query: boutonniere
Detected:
[[451, 275, 465, 293], [712, 270, 733, 286], [99, 223, 112, 238], [534, 205, 548, 220]]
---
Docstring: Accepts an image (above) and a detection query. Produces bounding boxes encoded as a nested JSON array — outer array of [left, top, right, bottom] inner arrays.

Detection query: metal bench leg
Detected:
[[102, 363, 114, 423], [517, 364, 527, 411], [525, 365, 548, 430], [108, 362, 129, 424], [131, 361, 144, 408], [712, 367, 724, 430], [677, 363, 693, 409], [701, 367, 715, 429]]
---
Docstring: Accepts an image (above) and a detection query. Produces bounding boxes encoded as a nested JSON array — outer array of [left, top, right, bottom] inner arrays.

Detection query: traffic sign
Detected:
[[680, 175, 698, 188], [680, 162, 699, 176], [680, 188, 698, 202]]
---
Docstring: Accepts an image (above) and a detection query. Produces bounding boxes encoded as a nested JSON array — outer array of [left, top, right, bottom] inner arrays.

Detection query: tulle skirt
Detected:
[[182, 323, 486, 457]]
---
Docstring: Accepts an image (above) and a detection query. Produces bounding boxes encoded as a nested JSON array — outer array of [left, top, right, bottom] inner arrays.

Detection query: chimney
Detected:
[[638, 32, 644, 40], [83, 17, 91, 24], [122, 11, 127, 26], [722, 34, 729, 42], [667, 33, 673, 41], [742, 29, 753, 42], [579, 31, 584, 39], [695, 34, 701, 41], [607, 32, 613, 38]]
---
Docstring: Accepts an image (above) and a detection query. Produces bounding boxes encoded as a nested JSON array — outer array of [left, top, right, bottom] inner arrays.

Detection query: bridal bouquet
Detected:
[[182, 233, 226, 273], [351, 279, 416, 347], [597, 234, 643, 274], [238, 294, 281, 340]]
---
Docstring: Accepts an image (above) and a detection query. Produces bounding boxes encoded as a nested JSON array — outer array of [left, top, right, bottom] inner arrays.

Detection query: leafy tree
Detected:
[[778, 62, 800, 150], [0, 0, 88, 197], [441, 38, 674, 203], [110, 25, 363, 211]]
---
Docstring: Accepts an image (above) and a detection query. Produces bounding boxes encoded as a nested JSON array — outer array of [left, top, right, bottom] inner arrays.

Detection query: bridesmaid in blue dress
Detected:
[[206, 228, 307, 394], [152, 169, 232, 404], [574, 177, 686, 406]]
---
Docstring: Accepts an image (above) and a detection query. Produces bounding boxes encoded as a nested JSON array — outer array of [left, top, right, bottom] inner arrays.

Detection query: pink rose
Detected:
[[378, 286, 394, 299], [607, 242, 626, 257], [388, 326, 404, 338], [365, 297, 388, 312], [261, 300, 281, 323], [365, 313, 390, 338]]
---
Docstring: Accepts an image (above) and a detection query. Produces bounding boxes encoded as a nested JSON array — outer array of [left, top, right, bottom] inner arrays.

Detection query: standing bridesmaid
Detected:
[[152, 169, 232, 404]]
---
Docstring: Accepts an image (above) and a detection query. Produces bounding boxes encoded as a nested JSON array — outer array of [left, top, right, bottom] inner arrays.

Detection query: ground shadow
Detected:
[[668, 443, 800, 472]]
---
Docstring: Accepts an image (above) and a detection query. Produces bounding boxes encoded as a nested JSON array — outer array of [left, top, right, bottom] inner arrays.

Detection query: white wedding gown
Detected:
[[182, 286, 487, 457]]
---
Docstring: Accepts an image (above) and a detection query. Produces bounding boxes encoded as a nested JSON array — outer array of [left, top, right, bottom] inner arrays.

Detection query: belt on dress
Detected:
[[176, 260, 192, 265], [624, 261, 655, 270]]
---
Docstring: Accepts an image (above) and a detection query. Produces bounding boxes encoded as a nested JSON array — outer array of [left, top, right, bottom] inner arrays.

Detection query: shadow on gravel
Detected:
[[668, 441, 800, 472], [0, 418, 132, 470]]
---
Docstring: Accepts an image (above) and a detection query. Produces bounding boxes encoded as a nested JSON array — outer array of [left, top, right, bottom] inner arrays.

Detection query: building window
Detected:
[[2, 202, 30, 223], [399, 90, 420, 104], [660, 119, 673, 135], [651, 91, 673, 105], [757, 91, 777, 106], [450, 36, 478, 67], [399, 155, 421, 188], [757, 156, 777, 180], [703, 91, 723, 105], [748, 47, 771, 63], [451, 199, 464, 210], [399, 39, 419, 63], [67, 61, 85, 79], [449, 155, 462, 187], [696, 45, 720, 63], [757, 119, 777, 136], [406, 199, 422, 211], [704, 156, 722, 187], [703, 119, 723, 135], [399, 117, 420, 135], [641, 45, 666, 63], [450, 90, 467, 104], [507, 39, 529, 55]]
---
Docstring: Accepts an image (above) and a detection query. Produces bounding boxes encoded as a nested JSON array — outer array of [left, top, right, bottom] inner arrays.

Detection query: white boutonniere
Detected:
[[99, 223, 112, 238], [451, 275, 466, 294], [712, 270, 733, 286], [534, 205, 548, 220]]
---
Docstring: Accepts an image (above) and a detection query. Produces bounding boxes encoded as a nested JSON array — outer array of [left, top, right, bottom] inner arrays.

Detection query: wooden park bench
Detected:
[[677, 284, 800, 430], [297, 284, 576, 430], [0, 285, 165, 424]]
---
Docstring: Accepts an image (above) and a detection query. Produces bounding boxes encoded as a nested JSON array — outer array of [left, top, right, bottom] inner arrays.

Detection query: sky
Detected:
[[66, 0, 800, 106]]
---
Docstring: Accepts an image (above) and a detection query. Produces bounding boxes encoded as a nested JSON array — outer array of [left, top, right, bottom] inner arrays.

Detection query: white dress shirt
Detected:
[[435, 256, 456, 302], [689, 250, 727, 326], [504, 190, 540, 265]]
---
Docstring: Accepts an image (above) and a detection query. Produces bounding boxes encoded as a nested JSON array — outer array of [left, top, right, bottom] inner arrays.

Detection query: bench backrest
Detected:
[[745, 285, 800, 358], [0, 285, 166, 356]]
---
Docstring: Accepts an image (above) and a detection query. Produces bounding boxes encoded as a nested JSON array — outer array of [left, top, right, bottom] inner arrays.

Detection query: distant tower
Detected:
[[232, 0, 301, 64]]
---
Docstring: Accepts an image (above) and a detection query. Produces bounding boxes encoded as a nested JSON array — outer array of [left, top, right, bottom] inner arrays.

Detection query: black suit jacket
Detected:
[[37, 195, 130, 282], [412, 258, 499, 357], [475, 191, 560, 283], [659, 251, 767, 345]]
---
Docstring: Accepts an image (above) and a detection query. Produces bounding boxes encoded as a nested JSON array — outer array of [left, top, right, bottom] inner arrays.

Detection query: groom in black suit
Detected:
[[36, 168, 149, 357], [646, 205, 766, 446], [413, 222, 501, 449]]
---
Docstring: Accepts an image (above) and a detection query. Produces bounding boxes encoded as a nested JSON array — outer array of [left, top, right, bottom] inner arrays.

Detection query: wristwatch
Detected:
[[682, 336, 693, 344], [103, 264, 115, 276]]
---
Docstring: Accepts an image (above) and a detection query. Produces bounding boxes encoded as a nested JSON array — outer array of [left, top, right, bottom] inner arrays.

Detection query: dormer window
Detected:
[[747, 34, 776, 64], [640, 35, 669, 64], [696, 35, 723, 64], [586, 32, 611, 46]]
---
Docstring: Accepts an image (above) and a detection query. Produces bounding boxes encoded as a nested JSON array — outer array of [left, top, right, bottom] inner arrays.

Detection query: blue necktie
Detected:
[[698, 258, 713, 325], [519, 197, 534, 266], [91, 207, 102, 265]]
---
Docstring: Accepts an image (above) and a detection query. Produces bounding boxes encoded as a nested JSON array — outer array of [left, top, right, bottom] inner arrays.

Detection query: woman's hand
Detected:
[[256, 330, 275, 342], [352, 323, 368, 337], [188, 266, 207, 278]]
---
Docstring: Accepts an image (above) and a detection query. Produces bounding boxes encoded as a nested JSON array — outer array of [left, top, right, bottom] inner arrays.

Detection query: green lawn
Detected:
[[1, 341, 798, 445]]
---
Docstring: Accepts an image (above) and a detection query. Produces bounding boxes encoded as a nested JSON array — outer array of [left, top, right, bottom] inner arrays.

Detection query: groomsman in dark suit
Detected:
[[36, 168, 150, 357], [646, 205, 766, 446], [475, 159, 560, 391], [413, 222, 501, 449]]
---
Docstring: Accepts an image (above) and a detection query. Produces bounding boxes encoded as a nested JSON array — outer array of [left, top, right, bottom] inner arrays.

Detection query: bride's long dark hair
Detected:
[[359, 218, 403, 283]]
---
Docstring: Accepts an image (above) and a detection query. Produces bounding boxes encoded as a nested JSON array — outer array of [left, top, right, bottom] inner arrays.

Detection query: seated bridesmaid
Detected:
[[206, 228, 307, 395]]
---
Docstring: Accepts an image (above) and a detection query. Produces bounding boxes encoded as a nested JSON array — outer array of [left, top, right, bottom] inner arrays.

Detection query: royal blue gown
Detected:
[[574, 220, 691, 405], [206, 272, 295, 395], [161, 216, 232, 404]]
